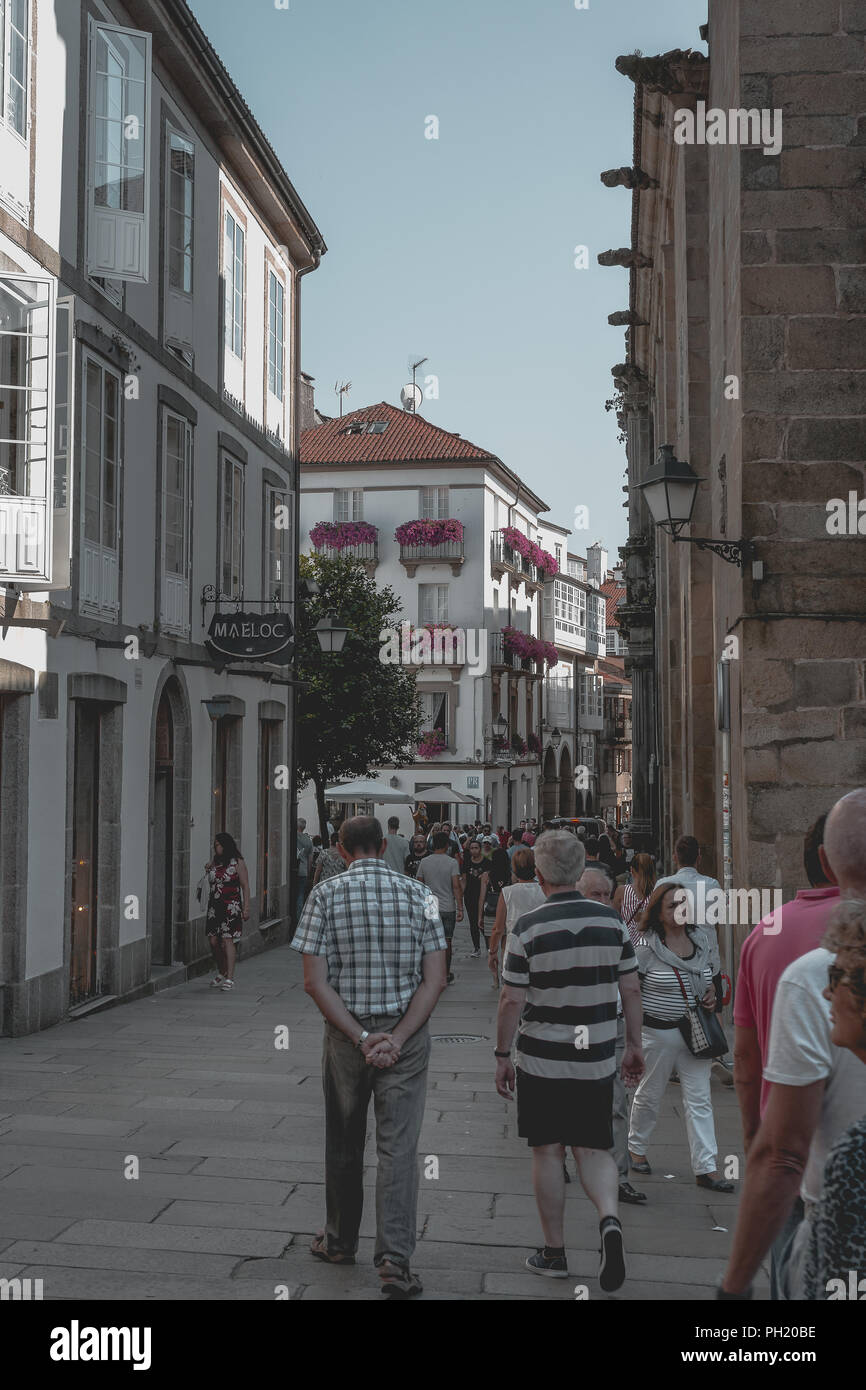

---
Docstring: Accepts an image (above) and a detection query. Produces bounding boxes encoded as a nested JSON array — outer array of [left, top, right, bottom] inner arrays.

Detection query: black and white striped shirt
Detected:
[[635, 935, 713, 1022], [501, 891, 637, 1081], [291, 859, 446, 1015]]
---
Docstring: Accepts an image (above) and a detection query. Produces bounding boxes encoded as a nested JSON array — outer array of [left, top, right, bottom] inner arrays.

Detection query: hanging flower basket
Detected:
[[501, 626, 559, 668], [510, 733, 528, 757], [527, 732, 543, 756], [418, 727, 446, 759], [501, 526, 557, 576], [395, 518, 464, 547], [310, 520, 377, 551]]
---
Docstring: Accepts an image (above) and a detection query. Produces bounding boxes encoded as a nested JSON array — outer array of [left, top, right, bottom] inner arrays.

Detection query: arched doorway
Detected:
[[559, 744, 573, 817], [542, 746, 557, 819], [149, 673, 191, 968]]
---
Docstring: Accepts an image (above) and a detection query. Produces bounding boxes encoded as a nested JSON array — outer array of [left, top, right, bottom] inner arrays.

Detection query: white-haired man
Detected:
[[496, 832, 645, 1289], [719, 787, 866, 1300]]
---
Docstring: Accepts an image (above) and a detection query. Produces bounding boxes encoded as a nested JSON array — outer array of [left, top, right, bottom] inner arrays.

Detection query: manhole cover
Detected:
[[430, 1034, 486, 1044]]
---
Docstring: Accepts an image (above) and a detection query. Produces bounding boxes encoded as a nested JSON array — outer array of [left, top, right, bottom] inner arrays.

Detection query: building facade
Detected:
[[605, 1, 866, 962], [0, 0, 324, 1033]]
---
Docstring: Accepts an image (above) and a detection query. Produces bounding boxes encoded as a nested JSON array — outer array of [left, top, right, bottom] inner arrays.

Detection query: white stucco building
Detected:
[[0, 0, 325, 1033]]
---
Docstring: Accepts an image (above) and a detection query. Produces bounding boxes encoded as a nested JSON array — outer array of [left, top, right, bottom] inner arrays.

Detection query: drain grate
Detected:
[[430, 1034, 486, 1044]]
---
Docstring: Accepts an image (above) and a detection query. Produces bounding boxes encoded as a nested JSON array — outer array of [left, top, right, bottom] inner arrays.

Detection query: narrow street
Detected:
[[0, 939, 754, 1301]]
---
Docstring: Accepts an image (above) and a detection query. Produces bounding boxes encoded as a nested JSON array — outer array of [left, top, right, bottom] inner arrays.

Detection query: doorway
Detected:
[[70, 702, 100, 1005]]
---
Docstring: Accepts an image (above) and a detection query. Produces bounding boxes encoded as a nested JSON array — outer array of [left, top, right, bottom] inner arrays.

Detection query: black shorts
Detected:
[[516, 1070, 614, 1149]]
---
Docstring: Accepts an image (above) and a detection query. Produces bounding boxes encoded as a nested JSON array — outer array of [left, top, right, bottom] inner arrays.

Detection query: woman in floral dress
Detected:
[[205, 832, 249, 992]]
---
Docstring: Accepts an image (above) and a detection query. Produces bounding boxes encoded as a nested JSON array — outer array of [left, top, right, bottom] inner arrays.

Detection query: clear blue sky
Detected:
[[191, 0, 705, 558]]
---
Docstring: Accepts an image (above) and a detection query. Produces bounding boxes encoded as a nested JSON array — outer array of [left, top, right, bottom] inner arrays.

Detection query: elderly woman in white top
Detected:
[[487, 847, 545, 987], [627, 882, 734, 1193]]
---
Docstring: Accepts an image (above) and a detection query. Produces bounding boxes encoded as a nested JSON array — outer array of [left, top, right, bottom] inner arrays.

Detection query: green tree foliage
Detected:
[[296, 552, 422, 837]]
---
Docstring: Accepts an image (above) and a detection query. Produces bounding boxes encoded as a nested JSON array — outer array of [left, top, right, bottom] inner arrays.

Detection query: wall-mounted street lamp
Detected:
[[548, 726, 562, 750], [637, 445, 757, 571], [313, 615, 350, 655]]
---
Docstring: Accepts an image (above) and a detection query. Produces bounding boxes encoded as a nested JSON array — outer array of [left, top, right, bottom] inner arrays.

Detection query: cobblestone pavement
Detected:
[[0, 934, 767, 1301]]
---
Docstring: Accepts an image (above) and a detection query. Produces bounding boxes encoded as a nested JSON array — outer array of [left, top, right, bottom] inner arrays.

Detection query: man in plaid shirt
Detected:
[[291, 815, 447, 1299]]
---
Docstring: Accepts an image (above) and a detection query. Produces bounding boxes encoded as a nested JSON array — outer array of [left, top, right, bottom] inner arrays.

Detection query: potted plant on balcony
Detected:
[[500, 527, 558, 577], [395, 519, 463, 548], [418, 727, 446, 759], [310, 520, 377, 552], [526, 732, 543, 758], [511, 733, 528, 757]]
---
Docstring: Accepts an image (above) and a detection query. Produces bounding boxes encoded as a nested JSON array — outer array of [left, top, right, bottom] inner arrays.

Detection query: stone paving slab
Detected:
[[51, 1219, 290, 1256], [0, 1164, 293, 1205], [3, 1239, 240, 1277]]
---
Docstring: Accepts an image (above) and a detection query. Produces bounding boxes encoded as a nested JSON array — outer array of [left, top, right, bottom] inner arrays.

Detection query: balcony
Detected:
[[490, 631, 533, 673], [397, 520, 464, 576], [310, 522, 379, 576], [605, 717, 632, 743], [490, 533, 543, 590]]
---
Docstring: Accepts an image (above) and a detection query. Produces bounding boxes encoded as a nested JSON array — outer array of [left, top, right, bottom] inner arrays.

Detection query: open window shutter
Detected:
[[49, 296, 74, 591], [86, 21, 152, 283]]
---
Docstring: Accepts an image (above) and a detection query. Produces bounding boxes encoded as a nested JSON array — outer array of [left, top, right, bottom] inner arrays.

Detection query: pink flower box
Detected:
[[502, 626, 559, 668], [395, 518, 464, 548], [310, 520, 377, 551], [500, 527, 557, 576], [418, 727, 446, 759]]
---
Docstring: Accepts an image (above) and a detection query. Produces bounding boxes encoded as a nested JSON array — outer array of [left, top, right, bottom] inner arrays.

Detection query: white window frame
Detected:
[[419, 689, 448, 739], [333, 487, 362, 523], [267, 269, 284, 401], [0, 0, 29, 140], [160, 410, 192, 636], [0, 271, 55, 584], [420, 485, 449, 519], [263, 482, 290, 604], [219, 452, 244, 599], [418, 583, 448, 625], [79, 349, 121, 617], [164, 126, 194, 359], [224, 208, 244, 359], [86, 19, 151, 283]]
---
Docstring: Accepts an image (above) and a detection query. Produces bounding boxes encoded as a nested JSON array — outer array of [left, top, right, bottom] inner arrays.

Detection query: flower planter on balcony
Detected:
[[417, 727, 447, 759], [310, 521, 379, 575], [396, 519, 464, 576]]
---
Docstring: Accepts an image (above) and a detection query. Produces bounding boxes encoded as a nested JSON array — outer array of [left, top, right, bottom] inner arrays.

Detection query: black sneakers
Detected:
[[599, 1217, 626, 1292], [525, 1247, 569, 1278]]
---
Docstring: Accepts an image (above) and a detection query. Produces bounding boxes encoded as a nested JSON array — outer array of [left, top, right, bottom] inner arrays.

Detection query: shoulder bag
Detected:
[[672, 966, 728, 1059]]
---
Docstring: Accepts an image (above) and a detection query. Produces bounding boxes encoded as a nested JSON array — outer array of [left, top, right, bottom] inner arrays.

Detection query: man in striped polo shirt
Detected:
[[496, 831, 645, 1288]]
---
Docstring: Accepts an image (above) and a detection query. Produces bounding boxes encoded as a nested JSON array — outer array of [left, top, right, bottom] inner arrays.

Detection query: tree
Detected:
[[296, 552, 422, 839]]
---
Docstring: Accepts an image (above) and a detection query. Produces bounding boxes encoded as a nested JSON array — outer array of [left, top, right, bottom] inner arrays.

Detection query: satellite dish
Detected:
[[400, 383, 423, 413]]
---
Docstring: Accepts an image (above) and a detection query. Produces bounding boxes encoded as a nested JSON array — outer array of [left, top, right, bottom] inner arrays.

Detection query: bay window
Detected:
[[0, 273, 54, 582]]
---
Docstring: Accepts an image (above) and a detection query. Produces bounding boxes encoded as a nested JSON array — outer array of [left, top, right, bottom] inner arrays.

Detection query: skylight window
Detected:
[[341, 420, 388, 435]]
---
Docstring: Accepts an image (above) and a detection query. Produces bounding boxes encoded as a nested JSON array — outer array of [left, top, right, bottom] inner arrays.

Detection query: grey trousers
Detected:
[[611, 1017, 629, 1180], [322, 1014, 431, 1268]]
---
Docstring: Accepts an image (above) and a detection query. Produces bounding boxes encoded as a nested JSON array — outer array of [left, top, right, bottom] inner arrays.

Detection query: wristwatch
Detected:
[[357, 1030, 370, 1048], [494, 1049, 511, 1059]]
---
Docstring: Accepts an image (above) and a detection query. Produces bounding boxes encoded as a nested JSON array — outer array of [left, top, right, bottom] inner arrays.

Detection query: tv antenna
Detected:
[[401, 356, 428, 413], [334, 380, 352, 417]]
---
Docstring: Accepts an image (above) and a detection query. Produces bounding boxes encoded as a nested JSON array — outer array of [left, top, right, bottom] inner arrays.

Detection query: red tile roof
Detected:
[[597, 656, 630, 689], [300, 402, 499, 466], [600, 581, 626, 628]]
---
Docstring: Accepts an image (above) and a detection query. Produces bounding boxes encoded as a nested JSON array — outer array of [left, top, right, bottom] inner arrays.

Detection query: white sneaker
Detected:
[[220, 978, 236, 991], [470, 950, 480, 959], [209, 974, 224, 988]]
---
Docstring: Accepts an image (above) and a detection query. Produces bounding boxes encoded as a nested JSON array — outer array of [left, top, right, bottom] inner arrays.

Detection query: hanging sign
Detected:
[[206, 610, 294, 663]]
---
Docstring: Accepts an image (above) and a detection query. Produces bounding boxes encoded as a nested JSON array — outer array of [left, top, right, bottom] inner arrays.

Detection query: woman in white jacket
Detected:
[[628, 882, 734, 1193]]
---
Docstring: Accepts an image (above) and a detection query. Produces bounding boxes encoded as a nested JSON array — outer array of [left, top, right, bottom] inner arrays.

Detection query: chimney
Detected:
[[299, 372, 317, 432]]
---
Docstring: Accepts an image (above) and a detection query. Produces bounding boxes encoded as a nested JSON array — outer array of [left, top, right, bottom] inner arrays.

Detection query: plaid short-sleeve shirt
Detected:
[[290, 858, 447, 1016]]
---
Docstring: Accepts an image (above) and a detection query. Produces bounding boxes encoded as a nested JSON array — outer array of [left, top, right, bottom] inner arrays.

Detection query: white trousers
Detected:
[[627, 1024, 718, 1176]]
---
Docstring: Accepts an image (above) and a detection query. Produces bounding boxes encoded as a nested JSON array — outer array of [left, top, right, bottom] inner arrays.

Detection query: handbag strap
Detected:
[[671, 966, 695, 1008]]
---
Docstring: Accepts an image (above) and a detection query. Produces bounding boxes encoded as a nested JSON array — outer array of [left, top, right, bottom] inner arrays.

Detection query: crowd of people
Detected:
[[227, 795, 866, 1303]]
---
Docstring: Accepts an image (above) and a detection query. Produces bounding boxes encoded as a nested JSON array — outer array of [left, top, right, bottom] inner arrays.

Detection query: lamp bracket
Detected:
[[673, 535, 749, 568]]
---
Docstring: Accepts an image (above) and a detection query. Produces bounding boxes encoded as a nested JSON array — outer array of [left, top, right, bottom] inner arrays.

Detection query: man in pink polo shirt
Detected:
[[733, 814, 839, 1151]]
